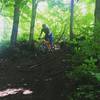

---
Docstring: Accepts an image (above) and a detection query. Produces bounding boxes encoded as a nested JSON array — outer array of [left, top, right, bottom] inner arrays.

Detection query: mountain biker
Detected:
[[39, 24, 53, 49]]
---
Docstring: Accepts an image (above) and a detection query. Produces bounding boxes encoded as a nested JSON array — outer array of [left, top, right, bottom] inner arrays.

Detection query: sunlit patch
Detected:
[[0, 88, 33, 97], [0, 16, 4, 29], [0, 15, 4, 41], [63, 0, 70, 4], [23, 90, 33, 95], [37, 1, 48, 12], [80, 3, 87, 15]]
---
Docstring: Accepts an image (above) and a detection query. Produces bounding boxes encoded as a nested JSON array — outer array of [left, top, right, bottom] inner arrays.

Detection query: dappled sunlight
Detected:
[[37, 1, 48, 12], [0, 0, 99, 100], [63, 0, 70, 4], [0, 15, 4, 41], [0, 88, 33, 97], [80, 3, 87, 15]]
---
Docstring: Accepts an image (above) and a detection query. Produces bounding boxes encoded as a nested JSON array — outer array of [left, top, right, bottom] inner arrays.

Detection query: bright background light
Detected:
[[37, 1, 48, 12], [63, 0, 70, 4], [80, 3, 87, 15], [0, 15, 4, 41], [37, 0, 71, 12]]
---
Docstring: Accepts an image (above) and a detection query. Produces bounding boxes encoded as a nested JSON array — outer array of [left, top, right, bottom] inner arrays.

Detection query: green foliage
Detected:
[[72, 18, 100, 65], [0, 0, 95, 43], [76, 57, 97, 74], [94, 23, 100, 42], [66, 57, 99, 100], [17, 33, 29, 41], [95, 73, 100, 81], [66, 57, 97, 81], [48, 0, 67, 10], [74, 2, 95, 34], [71, 85, 99, 100], [36, 5, 70, 42], [79, 0, 95, 3]]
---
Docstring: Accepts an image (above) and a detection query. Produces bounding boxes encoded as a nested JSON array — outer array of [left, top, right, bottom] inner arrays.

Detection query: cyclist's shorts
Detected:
[[45, 33, 53, 47]]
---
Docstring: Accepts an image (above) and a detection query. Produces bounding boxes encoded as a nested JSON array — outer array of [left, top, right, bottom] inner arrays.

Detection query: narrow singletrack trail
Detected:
[[0, 48, 74, 100]]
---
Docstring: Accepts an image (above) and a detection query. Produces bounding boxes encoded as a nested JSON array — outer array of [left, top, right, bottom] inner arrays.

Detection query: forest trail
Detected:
[[0, 47, 75, 100]]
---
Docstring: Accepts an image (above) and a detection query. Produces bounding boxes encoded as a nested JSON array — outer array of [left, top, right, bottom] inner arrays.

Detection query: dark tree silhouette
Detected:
[[70, 0, 74, 41], [29, 0, 37, 42], [95, 0, 100, 24], [10, 0, 21, 46]]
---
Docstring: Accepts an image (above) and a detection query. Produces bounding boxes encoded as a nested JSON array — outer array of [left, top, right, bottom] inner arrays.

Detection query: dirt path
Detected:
[[0, 48, 74, 100]]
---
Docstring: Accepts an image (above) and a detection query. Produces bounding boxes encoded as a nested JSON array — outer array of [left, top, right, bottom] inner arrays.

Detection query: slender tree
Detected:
[[10, 0, 21, 46], [95, 0, 100, 24], [94, 0, 100, 45], [29, 0, 37, 42], [70, 0, 74, 41]]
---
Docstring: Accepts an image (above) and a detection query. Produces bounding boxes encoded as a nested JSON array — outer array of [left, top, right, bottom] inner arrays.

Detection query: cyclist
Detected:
[[39, 24, 53, 50]]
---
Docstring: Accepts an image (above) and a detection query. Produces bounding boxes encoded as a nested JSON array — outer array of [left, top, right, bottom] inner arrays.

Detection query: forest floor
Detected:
[[0, 43, 74, 100], [0, 43, 99, 100]]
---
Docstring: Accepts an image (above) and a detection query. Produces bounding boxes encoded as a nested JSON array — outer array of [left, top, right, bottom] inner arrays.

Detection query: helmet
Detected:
[[42, 24, 46, 28]]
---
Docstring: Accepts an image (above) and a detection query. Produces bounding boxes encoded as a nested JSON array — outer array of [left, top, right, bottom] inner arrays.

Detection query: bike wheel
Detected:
[[39, 44, 48, 54]]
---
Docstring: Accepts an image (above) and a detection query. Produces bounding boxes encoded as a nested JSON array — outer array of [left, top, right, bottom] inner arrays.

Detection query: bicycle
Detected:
[[37, 38, 53, 54]]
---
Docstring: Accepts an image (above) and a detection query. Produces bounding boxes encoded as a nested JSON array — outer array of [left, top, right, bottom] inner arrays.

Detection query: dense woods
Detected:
[[0, 0, 100, 100]]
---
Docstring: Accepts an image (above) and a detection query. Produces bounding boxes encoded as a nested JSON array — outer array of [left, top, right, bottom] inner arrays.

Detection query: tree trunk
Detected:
[[70, 0, 74, 41], [10, 0, 20, 46], [94, 0, 100, 47], [29, 0, 37, 42], [95, 0, 100, 24]]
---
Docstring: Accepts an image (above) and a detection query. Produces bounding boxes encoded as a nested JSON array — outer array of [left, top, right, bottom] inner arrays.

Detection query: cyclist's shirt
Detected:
[[41, 26, 53, 48]]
